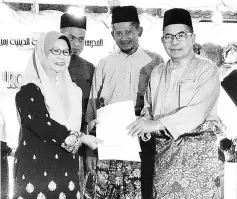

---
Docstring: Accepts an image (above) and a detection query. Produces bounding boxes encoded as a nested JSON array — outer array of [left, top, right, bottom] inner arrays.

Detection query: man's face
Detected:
[[162, 24, 195, 62], [112, 22, 142, 55], [61, 27, 86, 56]]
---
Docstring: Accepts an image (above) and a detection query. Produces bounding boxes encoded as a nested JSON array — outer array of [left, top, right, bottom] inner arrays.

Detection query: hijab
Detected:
[[20, 31, 82, 131]]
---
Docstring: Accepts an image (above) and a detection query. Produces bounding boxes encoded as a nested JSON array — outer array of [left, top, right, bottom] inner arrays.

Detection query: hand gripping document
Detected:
[[96, 100, 141, 162]]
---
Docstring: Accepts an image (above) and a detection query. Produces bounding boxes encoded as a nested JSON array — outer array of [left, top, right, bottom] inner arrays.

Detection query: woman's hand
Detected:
[[82, 134, 103, 150]]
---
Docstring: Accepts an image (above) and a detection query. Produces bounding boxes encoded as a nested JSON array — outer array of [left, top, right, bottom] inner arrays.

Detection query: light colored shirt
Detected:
[[143, 54, 220, 140], [86, 48, 164, 123]]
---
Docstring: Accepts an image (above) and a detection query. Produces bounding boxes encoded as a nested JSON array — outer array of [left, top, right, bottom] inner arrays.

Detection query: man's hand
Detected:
[[87, 119, 100, 132], [127, 117, 163, 137], [82, 135, 103, 150]]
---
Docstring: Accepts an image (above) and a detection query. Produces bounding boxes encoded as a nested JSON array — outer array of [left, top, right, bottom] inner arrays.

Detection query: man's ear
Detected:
[[138, 26, 143, 37], [111, 31, 115, 40], [161, 36, 164, 45], [192, 33, 196, 45]]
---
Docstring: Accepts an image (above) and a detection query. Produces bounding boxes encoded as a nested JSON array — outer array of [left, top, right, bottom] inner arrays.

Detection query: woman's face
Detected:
[[46, 39, 71, 74]]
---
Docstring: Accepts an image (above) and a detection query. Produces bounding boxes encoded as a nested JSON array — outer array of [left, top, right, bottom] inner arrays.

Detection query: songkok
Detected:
[[163, 8, 193, 31], [60, 13, 87, 30], [111, 6, 140, 24]]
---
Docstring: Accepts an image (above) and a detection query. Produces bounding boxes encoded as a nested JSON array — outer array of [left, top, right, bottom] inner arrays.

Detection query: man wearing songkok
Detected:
[[60, 12, 95, 130], [60, 12, 95, 195], [127, 8, 222, 198], [85, 5, 164, 199]]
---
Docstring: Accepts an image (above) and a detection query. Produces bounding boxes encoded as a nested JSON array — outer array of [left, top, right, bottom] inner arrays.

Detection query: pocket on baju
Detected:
[[179, 79, 197, 107]]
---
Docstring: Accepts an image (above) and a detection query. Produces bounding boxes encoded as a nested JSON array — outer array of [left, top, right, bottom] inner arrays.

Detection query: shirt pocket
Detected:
[[179, 79, 197, 107]]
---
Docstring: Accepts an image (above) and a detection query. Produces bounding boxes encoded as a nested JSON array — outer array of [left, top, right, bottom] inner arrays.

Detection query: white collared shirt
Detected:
[[86, 47, 153, 122]]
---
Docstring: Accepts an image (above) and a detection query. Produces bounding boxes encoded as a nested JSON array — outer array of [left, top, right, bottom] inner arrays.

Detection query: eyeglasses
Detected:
[[163, 32, 193, 43], [49, 49, 71, 56]]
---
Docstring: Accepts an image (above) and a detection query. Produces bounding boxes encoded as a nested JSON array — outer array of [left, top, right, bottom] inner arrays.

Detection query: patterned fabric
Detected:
[[153, 120, 222, 199], [93, 160, 141, 199], [61, 131, 84, 154], [14, 84, 82, 199]]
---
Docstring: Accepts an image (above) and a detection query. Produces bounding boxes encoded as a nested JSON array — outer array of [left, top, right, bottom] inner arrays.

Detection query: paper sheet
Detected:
[[96, 100, 141, 162], [224, 163, 237, 199]]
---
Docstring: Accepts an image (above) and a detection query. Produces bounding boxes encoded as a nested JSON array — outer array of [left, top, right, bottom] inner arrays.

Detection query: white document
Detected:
[[96, 100, 141, 162], [224, 162, 237, 199]]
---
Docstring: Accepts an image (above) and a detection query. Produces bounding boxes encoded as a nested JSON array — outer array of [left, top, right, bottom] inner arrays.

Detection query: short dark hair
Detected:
[[163, 24, 193, 34], [193, 43, 201, 55], [131, 22, 140, 29], [187, 26, 193, 33]]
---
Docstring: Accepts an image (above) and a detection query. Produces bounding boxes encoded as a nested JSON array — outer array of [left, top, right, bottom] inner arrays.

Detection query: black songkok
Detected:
[[163, 8, 193, 31], [60, 13, 86, 30], [111, 6, 140, 24]]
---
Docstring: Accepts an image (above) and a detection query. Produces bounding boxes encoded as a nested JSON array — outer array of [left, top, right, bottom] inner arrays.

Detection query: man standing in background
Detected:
[[60, 12, 95, 130], [60, 12, 95, 196]]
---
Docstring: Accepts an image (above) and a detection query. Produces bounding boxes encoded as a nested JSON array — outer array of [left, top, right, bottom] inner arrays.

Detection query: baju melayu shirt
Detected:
[[143, 54, 220, 140], [86, 47, 164, 123]]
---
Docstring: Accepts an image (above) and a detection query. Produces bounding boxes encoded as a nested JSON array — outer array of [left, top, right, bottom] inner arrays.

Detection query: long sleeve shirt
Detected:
[[143, 54, 220, 140], [85, 48, 164, 123]]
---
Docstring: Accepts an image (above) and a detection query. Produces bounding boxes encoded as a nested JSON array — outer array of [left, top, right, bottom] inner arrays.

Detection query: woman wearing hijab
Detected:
[[13, 31, 102, 199]]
